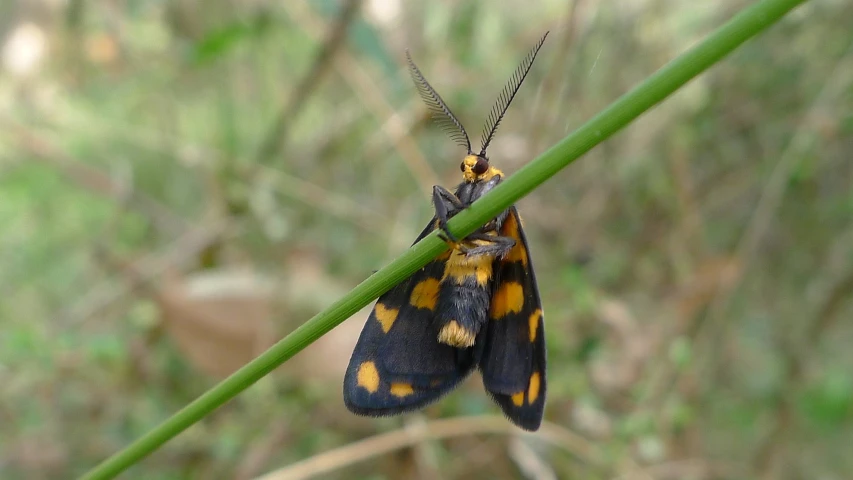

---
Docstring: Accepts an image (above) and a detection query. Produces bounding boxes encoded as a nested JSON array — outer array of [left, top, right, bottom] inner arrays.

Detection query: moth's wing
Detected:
[[479, 207, 546, 430], [344, 219, 477, 416]]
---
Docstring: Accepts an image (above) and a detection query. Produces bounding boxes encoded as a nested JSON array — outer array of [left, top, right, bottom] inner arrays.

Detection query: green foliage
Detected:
[[2, 0, 852, 479], [799, 369, 853, 427]]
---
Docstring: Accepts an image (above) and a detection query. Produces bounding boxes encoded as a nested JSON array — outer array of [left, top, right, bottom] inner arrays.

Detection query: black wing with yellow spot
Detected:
[[479, 206, 546, 431], [345, 32, 549, 428], [343, 221, 478, 416]]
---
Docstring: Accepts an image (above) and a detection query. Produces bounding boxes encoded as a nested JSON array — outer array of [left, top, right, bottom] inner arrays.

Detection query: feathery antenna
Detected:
[[479, 31, 549, 157], [407, 51, 472, 153]]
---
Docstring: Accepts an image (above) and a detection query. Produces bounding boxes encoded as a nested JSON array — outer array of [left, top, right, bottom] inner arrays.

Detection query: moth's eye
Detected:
[[460, 162, 466, 172], [473, 157, 489, 175]]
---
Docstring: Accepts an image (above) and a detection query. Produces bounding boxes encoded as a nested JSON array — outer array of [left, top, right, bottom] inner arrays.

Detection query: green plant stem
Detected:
[[82, 0, 807, 477]]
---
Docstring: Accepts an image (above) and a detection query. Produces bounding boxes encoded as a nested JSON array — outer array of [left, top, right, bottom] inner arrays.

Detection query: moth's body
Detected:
[[344, 154, 545, 429], [432, 155, 509, 348], [344, 34, 548, 431]]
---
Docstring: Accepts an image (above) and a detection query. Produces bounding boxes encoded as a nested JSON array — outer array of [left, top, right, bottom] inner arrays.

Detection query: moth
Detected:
[[344, 32, 548, 431]]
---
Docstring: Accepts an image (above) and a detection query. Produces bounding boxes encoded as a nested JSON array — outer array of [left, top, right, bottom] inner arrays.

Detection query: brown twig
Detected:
[[254, 0, 364, 164], [57, 220, 230, 326], [637, 458, 747, 480], [253, 163, 387, 230], [753, 266, 853, 478], [811, 268, 853, 340], [698, 39, 853, 383], [254, 416, 606, 480], [235, 421, 293, 480], [281, 1, 439, 192], [699, 40, 853, 480], [4, 123, 188, 235]]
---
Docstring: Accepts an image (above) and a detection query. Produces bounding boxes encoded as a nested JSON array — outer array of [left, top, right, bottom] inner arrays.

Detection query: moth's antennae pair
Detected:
[[406, 31, 550, 158]]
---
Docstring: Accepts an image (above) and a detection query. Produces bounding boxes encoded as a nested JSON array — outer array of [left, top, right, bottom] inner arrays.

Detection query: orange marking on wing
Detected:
[[410, 278, 440, 310], [501, 213, 528, 266], [528, 309, 542, 342], [490, 281, 524, 319], [356, 361, 380, 393], [390, 383, 414, 398], [375, 303, 399, 333], [528, 372, 541, 403]]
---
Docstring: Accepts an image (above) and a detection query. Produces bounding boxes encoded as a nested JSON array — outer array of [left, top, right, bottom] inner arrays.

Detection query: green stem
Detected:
[[82, 0, 806, 477]]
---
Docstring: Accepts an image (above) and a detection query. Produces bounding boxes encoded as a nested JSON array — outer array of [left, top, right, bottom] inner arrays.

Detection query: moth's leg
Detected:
[[462, 232, 516, 258], [432, 185, 465, 244], [479, 209, 511, 234]]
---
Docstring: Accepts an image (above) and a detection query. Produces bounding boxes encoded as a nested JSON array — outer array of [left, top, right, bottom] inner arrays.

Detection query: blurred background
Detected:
[[1, 0, 852, 479]]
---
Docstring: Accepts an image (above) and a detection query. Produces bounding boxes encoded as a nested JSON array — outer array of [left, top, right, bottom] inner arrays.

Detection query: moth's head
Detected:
[[461, 154, 494, 182], [409, 32, 548, 186]]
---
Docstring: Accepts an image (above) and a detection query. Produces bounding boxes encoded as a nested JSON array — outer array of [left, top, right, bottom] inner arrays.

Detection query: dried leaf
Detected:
[[157, 270, 276, 378]]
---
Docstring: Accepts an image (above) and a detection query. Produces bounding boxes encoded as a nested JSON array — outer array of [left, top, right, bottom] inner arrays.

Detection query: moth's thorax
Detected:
[[442, 240, 496, 284]]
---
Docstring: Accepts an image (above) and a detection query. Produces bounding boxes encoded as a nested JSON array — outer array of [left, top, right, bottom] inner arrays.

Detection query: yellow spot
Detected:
[[356, 361, 380, 393], [528, 372, 541, 403], [490, 281, 524, 319], [441, 238, 461, 251], [502, 214, 528, 266], [438, 320, 476, 347], [410, 278, 440, 310], [511, 391, 525, 407], [528, 309, 542, 342], [375, 303, 399, 333], [442, 250, 493, 287], [504, 243, 528, 265], [390, 383, 414, 398]]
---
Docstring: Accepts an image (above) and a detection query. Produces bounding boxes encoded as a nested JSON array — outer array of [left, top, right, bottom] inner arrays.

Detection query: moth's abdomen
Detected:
[[435, 248, 495, 348], [436, 283, 490, 347]]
